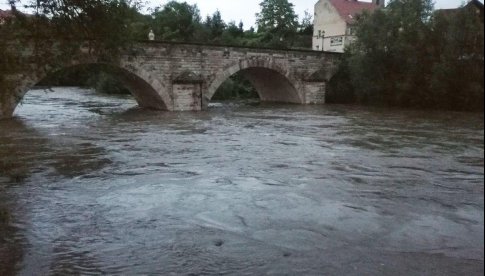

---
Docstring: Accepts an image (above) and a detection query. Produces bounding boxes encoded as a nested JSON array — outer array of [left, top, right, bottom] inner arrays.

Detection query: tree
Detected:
[[299, 10, 313, 35], [256, 0, 299, 47], [152, 1, 202, 41], [339, 0, 483, 111], [346, 0, 435, 106], [219, 21, 245, 45], [226, 21, 244, 37], [204, 10, 226, 42], [238, 21, 244, 33], [292, 9, 313, 49], [11, 0, 147, 63], [428, 5, 484, 110]]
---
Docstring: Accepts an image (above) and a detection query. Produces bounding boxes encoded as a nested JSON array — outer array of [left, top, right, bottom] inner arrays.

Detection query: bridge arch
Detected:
[[206, 59, 304, 105], [7, 62, 171, 117]]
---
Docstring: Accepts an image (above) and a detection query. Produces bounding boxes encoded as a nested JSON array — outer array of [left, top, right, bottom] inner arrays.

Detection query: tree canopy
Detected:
[[328, 0, 484, 111], [256, 0, 299, 47], [0, 0, 144, 107], [152, 1, 202, 41], [205, 10, 226, 41]]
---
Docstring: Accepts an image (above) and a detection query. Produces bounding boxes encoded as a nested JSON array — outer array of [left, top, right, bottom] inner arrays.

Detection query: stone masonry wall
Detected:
[[120, 42, 340, 111]]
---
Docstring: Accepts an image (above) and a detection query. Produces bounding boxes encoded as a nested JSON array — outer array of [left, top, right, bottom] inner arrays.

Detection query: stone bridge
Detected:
[[0, 41, 341, 119]]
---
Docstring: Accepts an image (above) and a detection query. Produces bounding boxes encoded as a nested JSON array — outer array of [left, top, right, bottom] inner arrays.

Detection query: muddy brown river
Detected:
[[1, 88, 484, 275]]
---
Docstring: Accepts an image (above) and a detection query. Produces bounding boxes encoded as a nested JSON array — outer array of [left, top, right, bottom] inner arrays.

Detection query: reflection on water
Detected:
[[0, 88, 484, 275]]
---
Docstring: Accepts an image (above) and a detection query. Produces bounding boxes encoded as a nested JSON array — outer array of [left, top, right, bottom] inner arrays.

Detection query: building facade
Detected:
[[312, 0, 383, 52]]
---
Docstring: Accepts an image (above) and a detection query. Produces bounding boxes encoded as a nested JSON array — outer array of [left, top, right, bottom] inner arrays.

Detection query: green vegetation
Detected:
[[255, 0, 299, 48], [145, 0, 312, 48], [328, 0, 484, 111]]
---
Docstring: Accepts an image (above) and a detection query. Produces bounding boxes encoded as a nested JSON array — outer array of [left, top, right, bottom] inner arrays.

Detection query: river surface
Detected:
[[0, 87, 484, 275]]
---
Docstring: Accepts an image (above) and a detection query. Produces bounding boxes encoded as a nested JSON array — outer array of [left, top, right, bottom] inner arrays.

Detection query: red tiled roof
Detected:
[[329, 0, 379, 24]]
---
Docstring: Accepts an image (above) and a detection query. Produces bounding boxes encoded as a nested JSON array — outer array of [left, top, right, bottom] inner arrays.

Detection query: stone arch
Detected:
[[4, 62, 171, 118], [117, 62, 172, 110], [205, 59, 304, 105]]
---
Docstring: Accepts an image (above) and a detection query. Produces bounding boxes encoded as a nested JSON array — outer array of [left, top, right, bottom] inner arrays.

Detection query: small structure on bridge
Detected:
[[148, 30, 155, 41]]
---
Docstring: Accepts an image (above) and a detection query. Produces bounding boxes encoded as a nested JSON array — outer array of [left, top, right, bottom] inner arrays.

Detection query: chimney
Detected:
[[373, 0, 385, 8]]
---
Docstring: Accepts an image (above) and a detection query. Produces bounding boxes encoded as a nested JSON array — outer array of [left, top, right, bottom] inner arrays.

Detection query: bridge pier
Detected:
[[171, 71, 204, 111], [172, 83, 203, 111], [302, 81, 327, 104], [0, 89, 21, 120]]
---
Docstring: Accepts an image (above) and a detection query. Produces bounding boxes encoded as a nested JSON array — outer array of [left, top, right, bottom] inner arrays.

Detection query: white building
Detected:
[[313, 0, 384, 52]]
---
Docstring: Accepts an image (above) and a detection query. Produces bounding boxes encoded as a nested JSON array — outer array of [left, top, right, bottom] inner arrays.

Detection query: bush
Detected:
[[341, 0, 484, 111]]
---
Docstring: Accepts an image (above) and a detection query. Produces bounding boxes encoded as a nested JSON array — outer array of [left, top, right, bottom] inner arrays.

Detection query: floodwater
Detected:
[[0, 88, 483, 275]]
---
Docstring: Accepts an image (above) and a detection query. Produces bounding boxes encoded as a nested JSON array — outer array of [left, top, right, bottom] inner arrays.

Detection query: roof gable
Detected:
[[329, 0, 379, 24]]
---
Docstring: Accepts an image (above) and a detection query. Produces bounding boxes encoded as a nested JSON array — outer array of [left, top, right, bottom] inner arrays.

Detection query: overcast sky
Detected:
[[1, 0, 479, 28]]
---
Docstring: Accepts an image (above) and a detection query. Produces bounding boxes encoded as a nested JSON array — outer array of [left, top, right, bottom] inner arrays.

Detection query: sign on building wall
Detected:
[[330, 37, 344, 46]]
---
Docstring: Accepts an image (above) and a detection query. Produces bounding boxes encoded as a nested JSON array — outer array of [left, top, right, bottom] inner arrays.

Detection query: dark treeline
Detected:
[[328, 0, 484, 112], [145, 0, 313, 49]]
